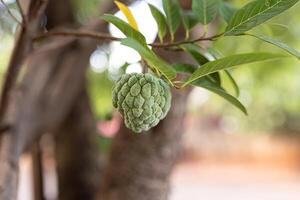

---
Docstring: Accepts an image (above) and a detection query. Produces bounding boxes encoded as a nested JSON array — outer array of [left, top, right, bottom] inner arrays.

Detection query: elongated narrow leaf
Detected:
[[219, 2, 237, 23], [101, 14, 146, 45], [115, 1, 139, 30], [209, 72, 221, 85], [192, 0, 221, 25], [162, 0, 181, 41], [180, 44, 221, 85], [207, 47, 223, 58], [224, 70, 240, 97], [183, 53, 286, 86], [172, 63, 197, 74], [181, 10, 198, 39], [246, 33, 300, 59], [180, 44, 208, 65], [121, 38, 176, 82], [266, 23, 289, 36], [171, 64, 222, 89], [192, 80, 247, 114], [225, 0, 299, 36], [148, 4, 167, 43], [207, 48, 240, 96], [181, 11, 198, 28]]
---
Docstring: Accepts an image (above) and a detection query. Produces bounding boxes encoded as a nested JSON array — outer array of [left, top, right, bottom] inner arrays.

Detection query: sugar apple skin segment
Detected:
[[112, 73, 172, 133]]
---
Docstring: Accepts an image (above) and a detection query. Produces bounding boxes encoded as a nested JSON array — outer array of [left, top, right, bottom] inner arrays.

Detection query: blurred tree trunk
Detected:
[[100, 88, 190, 200], [44, 1, 99, 199], [45, 1, 116, 199], [45, 0, 133, 199], [0, 0, 121, 199], [55, 91, 101, 200], [0, 1, 49, 199]]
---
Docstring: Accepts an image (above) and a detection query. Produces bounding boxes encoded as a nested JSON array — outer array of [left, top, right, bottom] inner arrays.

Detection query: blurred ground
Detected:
[[171, 162, 300, 200], [17, 130, 300, 200], [19, 155, 300, 200], [168, 116, 300, 200]]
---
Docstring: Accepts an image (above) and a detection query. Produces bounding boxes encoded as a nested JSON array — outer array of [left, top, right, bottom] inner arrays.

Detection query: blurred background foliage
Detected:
[[213, 1, 300, 133], [1, 0, 300, 136]]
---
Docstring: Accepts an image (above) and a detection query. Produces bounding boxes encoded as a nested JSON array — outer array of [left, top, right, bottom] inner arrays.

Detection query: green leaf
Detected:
[[225, 0, 300, 36], [266, 23, 289, 36], [121, 38, 176, 82], [192, 80, 247, 115], [219, 2, 237, 23], [101, 14, 146, 45], [181, 11, 198, 38], [119, 62, 130, 75], [207, 47, 223, 58], [192, 0, 221, 25], [183, 52, 286, 86], [224, 70, 240, 97], [209, 72, 221, 86], [172, 63, 197, 74], [180, 44, 221, 85], [207, 48, 240, 96], [186, 49, 222, 87], [246, 33, 300, 59], [180, 44, 208, 65], [148, 4, 167, 43], [162, 0, 181, 41]]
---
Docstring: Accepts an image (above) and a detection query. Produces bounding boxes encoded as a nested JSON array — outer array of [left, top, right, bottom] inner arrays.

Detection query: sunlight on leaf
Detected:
[[183, 53, 287, 86], [115, 1, 139, 30], [225, 0, 299, 35]]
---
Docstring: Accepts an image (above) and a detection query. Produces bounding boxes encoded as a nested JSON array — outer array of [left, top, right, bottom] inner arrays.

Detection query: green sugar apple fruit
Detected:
[[112, 73, 172, 133]]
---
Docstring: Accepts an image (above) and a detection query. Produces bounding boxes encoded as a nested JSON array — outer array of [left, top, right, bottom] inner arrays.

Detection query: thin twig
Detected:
[[34, 30, 225, 48], [34, 30, 121, 42], [16, 0, 25, 22], [150, 32, 225, 48], [0, 0, 22, 25]]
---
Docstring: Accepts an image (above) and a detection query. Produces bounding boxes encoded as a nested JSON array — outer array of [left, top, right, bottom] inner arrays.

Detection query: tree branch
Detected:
[[151, 32, 225, 48], [0, 0, 22, 25], [34, 30, 224, 48], [34, 30, 121, 42], [0, 0, 49, 121], [16, 0, 25, 22]]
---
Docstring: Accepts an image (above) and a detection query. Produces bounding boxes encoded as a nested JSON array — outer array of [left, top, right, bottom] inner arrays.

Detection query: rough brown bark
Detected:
[[0, 0, 132, 198], [0, 35, 89, 200], [0, 1, 49, 199], [100, 88, 190, 200], [0, 0, 48, 120], [44, 1, 99, 199], [55, 92, 100, 200], [0, 3, 97, 199], [45, 1, 125, 199]]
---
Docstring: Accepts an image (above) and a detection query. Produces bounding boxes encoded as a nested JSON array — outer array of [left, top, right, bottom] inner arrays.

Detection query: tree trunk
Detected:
[[0, 1, 49, 198], [99, 1, 199, 199], [55, 92, 100, 200], [44, 1, 99, 199], [100, 88, 190, 200], [46, 1, 127, 199]]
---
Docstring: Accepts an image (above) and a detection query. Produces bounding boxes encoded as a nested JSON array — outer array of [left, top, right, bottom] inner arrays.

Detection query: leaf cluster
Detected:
[[102, 0, 300, 114]]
